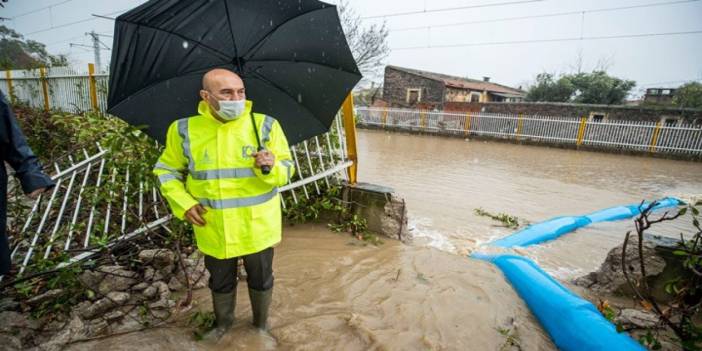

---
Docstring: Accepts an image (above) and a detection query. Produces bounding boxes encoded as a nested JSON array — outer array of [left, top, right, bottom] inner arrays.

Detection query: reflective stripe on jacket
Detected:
[[154, 100, 294, 259]]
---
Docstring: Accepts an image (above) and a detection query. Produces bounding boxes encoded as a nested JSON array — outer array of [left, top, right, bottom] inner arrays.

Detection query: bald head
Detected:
[[202, 68, 243, 91], [200, 69, 246, 117]]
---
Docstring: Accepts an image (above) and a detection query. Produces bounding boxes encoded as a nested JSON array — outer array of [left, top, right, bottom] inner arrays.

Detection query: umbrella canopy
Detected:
[[107, 0, 361, 145]]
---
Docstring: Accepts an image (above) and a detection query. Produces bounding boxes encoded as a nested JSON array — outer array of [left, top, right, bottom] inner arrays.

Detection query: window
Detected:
[[662, 89, 671, 95], [589, 112, 606, 122], [663, 118, 679, 127], [406, 88, 421, 104], [648, 89, 659, 95], [470, 92, 481, 103]]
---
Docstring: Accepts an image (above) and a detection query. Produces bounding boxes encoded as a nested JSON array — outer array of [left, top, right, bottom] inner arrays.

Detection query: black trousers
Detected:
[[204, 247, 274, 294]]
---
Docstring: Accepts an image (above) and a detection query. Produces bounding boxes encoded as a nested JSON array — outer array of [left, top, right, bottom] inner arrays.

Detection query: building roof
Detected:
[[386, 65, 525, 96]]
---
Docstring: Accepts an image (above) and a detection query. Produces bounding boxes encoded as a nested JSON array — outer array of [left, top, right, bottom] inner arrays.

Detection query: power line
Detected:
[[44, 33, 112, 48], [390, 0, 701, 32], [361, 0, 544, 19], [23, 8, 129, 36], [391, 30, 702, 50], [69, 43, 93, 51], [8, 0, 76, 19], [45, 35, 86, 47]]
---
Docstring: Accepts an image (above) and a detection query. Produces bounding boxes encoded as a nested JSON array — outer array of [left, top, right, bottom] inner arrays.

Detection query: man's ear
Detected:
[[199, 90, 208, 101]]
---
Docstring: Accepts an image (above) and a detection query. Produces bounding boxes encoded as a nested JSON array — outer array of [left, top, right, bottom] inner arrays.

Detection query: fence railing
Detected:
[[356, 107, 702, 157], [0, 67, 353, 283], [2, 66, 109, 114]]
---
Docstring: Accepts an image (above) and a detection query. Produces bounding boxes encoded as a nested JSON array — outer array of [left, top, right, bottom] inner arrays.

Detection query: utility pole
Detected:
[[80, 31, 111, 73], [88, 31, 101, 72]]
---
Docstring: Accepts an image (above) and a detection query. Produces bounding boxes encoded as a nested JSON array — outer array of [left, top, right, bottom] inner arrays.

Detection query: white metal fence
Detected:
[[2, 123, 350, 282], [356, 107, 702, 157], [1, 66, 109, 113]]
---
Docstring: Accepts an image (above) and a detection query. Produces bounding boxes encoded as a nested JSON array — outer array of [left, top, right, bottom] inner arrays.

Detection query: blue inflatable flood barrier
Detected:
[[472, 253, 645, 351], [489, 197, 682, 248], [587, 197, 682, 223], [490, 216, 592, 248]]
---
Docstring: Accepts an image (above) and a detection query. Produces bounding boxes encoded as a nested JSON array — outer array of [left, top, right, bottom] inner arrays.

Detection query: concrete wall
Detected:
[[343, 183, 409, 242]]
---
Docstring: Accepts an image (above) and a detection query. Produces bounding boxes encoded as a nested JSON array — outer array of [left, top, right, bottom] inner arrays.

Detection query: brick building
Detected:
[[381, 65, 525, 110], [644, 88, 677, 105]]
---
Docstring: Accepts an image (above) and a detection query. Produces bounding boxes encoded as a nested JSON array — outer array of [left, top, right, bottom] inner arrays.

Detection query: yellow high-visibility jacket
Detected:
[[153, 100, 295, 259]]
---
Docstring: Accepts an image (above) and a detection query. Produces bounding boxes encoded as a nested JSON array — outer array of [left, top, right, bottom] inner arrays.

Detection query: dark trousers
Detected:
[[204, 247, 274, 294]]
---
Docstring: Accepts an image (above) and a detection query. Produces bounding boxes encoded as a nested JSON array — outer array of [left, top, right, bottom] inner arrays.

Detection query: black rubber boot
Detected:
[[203, 290, 236, 341], [248, 288, 272, 330]]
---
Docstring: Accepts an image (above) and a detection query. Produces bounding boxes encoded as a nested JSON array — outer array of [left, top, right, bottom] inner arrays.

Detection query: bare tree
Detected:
[[622, 201, 702, 350], [338, 0, 389, 81]]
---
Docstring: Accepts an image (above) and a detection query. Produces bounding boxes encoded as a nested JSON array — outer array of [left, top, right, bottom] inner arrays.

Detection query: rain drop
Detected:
[[182, 41, 189, 49], [270, 19, 274, 26], [297, 93, 303, 103]]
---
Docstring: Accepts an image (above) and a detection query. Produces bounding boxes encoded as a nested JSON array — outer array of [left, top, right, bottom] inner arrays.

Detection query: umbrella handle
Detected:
[[250, 112, 270, 175], [258, 146, 271, 175]]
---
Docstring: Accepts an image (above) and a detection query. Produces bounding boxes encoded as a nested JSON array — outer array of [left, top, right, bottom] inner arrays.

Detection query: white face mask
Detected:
[[216, 99, 246, 120]]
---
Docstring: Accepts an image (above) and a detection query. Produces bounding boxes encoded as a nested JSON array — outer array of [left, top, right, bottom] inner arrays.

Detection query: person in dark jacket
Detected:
[[0, 91, 54, 275]]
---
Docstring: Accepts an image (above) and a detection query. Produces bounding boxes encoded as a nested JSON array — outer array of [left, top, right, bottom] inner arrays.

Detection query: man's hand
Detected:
[[185, 204, 207, 226], [28, 187, 48, 199], [253, 150, 275, 169]]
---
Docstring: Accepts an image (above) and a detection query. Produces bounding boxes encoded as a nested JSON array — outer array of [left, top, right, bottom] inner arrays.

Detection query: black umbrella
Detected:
[[107, 0, 361, 145]]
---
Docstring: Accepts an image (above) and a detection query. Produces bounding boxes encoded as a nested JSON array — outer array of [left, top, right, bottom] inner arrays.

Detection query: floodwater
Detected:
[[357, 129, 702, 280], [67, 130, 701, 350], [67, 224, 554, 350]]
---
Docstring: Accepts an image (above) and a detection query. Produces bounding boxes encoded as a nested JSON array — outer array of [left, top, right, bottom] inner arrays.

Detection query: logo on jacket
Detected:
[[201, 149, 213, 165], [242, 145, 256, 159]]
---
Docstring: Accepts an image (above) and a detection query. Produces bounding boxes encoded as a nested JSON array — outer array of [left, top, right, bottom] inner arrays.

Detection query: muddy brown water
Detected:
[[67, 130, 701, 350], [67, 224, 553, 350], [357, 129, 701, 280]]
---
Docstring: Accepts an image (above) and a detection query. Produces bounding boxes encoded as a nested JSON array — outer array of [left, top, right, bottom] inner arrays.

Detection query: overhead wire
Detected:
[[361, 0, 545, 19], [391, 30, 702, 50], [389, 0, 700, 32]]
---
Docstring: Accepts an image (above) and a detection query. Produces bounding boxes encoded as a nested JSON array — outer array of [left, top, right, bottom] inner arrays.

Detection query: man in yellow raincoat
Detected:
[[153, 68, 294, 339]]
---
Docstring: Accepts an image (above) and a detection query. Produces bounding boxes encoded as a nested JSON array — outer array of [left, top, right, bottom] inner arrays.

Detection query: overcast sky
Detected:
[[2, 0, 701, 98]]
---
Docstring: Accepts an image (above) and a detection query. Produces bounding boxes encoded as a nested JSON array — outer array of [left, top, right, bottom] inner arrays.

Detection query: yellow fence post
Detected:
[[516, 113, 524, 139], [649, 122, 662, 153], [382, 107, 388, 128], [464, 112, 472, 136], [5, 70, 15, 105], [576, 117, 587, 146], [341, 94, 358, 185], [420, 110, 427, 129], [39, 67, 50, 112], [88, 63, 99, 112]]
